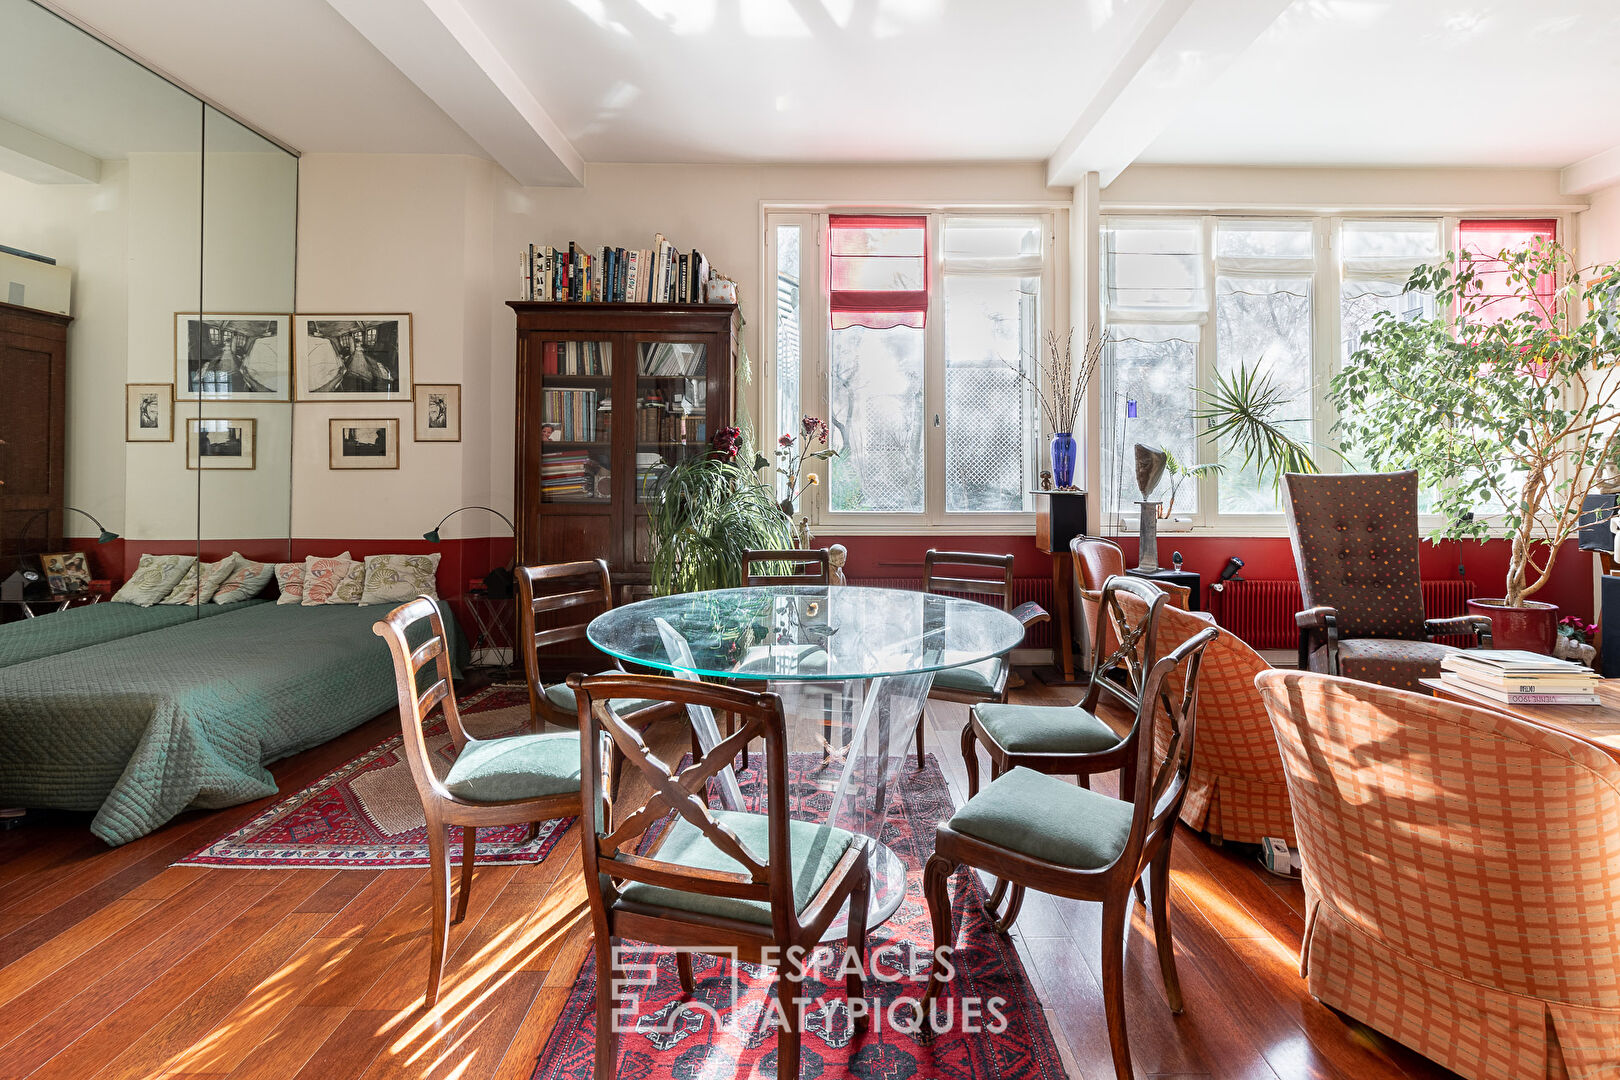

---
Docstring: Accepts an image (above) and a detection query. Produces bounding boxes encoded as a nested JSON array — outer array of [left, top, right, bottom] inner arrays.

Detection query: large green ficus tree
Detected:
[[1332, 239, 1620, 607]]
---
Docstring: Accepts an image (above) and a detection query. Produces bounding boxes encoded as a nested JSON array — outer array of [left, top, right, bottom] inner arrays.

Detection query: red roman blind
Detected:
[[828, 214, 927, 330], [1458, 218, 1557, 324]]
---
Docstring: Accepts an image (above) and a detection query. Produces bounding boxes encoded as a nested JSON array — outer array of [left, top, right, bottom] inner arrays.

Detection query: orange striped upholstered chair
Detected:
[[1124, 593, 1295, 846], [1256, 670, 1620, 1080]]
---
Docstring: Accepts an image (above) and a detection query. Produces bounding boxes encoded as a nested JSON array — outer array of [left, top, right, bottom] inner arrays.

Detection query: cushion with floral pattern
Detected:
[[212, 557, 276, 604], [359, 553, 442, 606], [276, 551, 349, 605], [302, 555, 365, 606], [160, 553, 241, 605], [111, 554, 197, 607]]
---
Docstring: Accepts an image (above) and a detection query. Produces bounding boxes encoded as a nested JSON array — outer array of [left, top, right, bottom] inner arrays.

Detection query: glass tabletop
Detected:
[[587, 585, 1024, 682]]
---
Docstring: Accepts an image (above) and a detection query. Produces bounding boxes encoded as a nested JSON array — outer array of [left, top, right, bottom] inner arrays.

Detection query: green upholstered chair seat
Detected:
[[543, 675, 658, 718], [949, 767, 1134, 869], [972, 702, 1124, 755], [443, 732, 581, 803], [932, 657, 1005, 697], [617, 809, 857, 926]]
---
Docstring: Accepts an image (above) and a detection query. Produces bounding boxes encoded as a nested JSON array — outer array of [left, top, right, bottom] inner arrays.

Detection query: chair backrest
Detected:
[[1255, 670, 1620, 1006], [742, 549, 831, 587], [923, 549, 1014, 612], [572, 671, 806, 936], [372, 596, 467, 809], [1073, 536, 1125, 592], [517, 560, 613, 714], [1282, 471, 1426, 640], [1081, 574, 1169, 720]]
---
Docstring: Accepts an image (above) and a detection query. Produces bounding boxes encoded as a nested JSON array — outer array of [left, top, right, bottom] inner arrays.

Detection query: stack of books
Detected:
[[519, 235, 710, 304], [1438, 650, 1601, 705], [540, 453, 595, 500]]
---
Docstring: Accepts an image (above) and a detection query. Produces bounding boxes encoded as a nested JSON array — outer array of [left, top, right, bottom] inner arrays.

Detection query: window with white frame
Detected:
[[1098, 214, 1554, 532], [767, 210, 1054, 529]]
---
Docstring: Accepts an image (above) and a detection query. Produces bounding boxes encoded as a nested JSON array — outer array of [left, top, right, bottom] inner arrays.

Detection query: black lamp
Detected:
[[424, 506, 517, 598]]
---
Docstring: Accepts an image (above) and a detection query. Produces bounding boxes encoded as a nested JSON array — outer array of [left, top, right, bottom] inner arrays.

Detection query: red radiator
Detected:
[[1210, 578, 1476, 650], [846, 576, 1055, 650]]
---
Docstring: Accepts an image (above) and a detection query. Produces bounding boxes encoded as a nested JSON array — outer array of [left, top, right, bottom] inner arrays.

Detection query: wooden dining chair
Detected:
[[741, 548, 832, 586], [918, 550, 1050, 769], [922, 585, 1218, 1080], [571, 671, 872, 1080], [373, 596, 583, 1006]]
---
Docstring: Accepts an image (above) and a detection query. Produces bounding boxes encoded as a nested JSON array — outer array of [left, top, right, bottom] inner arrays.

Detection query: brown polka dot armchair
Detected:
[[1282, 470, 1491, 692]]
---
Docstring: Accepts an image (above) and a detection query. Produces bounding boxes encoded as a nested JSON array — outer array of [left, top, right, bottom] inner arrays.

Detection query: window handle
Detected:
[[933, 413, 941, 427]]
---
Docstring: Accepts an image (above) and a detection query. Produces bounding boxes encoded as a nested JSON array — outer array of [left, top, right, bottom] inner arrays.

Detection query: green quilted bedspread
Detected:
[[0, 598, 269, 670], [0, 599, 466, 845]]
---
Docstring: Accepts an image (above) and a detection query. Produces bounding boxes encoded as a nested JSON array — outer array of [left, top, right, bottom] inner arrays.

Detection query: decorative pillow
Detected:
[[302, 555, 365, 606], [160, 553, 241, 605], [111, 554, 197, 607], [276, 551, 349, 605], [212, 558, 276, 604], [359, 553, 442, 606]]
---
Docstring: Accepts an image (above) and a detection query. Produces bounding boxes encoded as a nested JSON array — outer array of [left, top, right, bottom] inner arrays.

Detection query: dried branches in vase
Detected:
[[1000, 327, 1102, 490]]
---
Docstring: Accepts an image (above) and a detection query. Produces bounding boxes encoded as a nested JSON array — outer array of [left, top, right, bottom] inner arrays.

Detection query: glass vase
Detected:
[[1050, 431, 1077, 489]]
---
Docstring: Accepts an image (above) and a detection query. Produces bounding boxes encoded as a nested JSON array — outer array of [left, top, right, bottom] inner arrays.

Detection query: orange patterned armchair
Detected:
[[1256, 671, 1620, 1080]]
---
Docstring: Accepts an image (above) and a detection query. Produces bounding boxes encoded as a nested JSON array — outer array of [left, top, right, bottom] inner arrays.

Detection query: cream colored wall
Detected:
[[1577, 180, 1620, 267]]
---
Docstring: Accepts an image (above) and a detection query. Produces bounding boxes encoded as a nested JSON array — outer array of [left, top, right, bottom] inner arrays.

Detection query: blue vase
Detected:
[[1050, 431, 1077, 489]]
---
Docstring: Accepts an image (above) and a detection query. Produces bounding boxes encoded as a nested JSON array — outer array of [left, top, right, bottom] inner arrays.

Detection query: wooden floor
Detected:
[[0, 674, 1463, 1080]]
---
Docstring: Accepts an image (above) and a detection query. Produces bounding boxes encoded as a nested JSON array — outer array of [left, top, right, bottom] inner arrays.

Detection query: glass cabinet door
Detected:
[[634, 340, 709, 503], [537, 338, 613, 504]]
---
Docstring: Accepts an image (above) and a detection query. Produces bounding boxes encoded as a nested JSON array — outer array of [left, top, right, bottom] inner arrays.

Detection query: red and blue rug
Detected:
[[530, 753, 1065, 1080], [178, 684, 574, 868]]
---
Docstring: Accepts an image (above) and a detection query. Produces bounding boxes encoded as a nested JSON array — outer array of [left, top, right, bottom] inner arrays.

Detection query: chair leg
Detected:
[[425, 824, 453, 1006], [1149, 846, 1183, 1013], [676, 951, 695, 995], [984, 875, 1008, 915], [989, 884, 1025, 935], [1100, 896, 1135, 1080], [921, 853, 955, 1009], [777, 964, 803, 1080], [846, 864, 871, 1033], [915, 714, 926, 770], [961, 721, 981, 799], [456, 826, 476, 923], [594, 934, 620, 1080]]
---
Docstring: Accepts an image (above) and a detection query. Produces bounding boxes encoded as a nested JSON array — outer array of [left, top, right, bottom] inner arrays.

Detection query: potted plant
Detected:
[[774, 414, 837, 548], [1332, 238, 1620, 651], [644, 426, 793, 595], [1002, 328, 1102, 489]]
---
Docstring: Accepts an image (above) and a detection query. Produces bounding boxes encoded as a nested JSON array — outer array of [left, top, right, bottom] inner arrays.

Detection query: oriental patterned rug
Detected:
[[530, 753, 1065, 1080], [178, 684, 574, 868]]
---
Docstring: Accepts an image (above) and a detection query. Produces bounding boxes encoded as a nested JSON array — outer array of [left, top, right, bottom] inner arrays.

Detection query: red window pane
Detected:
[[829, 214, 927, 330], [1457, 218, 1557, 325]]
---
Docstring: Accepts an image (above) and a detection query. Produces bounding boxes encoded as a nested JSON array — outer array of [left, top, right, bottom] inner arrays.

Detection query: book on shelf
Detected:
[[516, 234, 717, 303], [541, 388, 601, 441]]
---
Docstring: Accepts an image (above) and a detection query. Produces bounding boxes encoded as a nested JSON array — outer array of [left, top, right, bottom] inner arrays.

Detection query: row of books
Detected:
[[541, 389, 603, 442], [540, 453, 599, 500], [1439, 650, 1600, 705], [641, 342, 705, 377], [541, 340, 611, 376], [519, 236, 710, 304]]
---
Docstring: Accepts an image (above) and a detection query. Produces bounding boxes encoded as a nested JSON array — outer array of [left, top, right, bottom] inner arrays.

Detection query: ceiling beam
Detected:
[[1047, 0, 1292, 189], [1563, 145, 1620, 196], [0, 116, 101, 184], [325, 0, 584, 187]]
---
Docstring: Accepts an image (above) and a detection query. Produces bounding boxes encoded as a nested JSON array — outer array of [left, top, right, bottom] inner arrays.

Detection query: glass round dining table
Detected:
[[587, 585, 1024, 937]]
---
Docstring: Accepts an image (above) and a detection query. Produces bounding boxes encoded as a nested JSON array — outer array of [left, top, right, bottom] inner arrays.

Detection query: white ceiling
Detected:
[[16, 0, 1620, 188]]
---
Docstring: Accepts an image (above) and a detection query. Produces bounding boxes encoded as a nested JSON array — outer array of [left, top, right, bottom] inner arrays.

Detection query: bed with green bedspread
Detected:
[[0, 598, 270, 670], [0, 599, 466, 845]]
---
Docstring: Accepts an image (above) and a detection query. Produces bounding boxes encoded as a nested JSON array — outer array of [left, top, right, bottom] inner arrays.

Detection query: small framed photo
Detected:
[[296, 314, 412, 401], [186, 418, 256, 470], [413, 383, 460, 442], [330, 418, 400, 469], [126, 383, 173, 442], [175, 314, 291, 401], [40, 551, 91, 595]]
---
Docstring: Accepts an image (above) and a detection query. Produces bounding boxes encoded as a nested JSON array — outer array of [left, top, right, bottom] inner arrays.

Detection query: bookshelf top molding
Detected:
[[507, 301, 739, 334]]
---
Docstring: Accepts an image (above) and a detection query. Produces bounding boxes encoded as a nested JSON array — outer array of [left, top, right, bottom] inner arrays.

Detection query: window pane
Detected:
[[1105, 219, 1203, 311], [1340, 279, 1437, 510], [944, 275, 1035, 513], [828, 325, 925, 512], [1103, 324, 1200, 518], [774, 224, 802, 501], [1341, 220, 1441, 260], [1216, 219, 1313, 260], [943, 217, 1041, 260], [1215, 275, 1312, 514]]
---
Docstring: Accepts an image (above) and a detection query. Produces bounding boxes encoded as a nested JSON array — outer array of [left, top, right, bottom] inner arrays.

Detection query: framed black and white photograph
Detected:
[[125, 383, 174, 442], [174, 314, 291, 401], [329, 418, 400, 469], [296, 314, 412, 401], [413, 383, 460, 442], [186, 418, 256, 470]]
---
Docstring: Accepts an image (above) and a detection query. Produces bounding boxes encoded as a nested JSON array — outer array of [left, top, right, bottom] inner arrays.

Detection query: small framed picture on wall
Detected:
[[413, 383, 460, 442], [186, 418, 256, 469], [295, 314, 412, 401], [126, 383, 173, 442], [330, 418, 400, 469]]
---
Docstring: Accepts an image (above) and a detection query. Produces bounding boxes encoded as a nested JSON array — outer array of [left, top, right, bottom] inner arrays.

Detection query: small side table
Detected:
[[1126, 567, 1203, 611], [462, 590, 517, 677], [0, 591, 103, 620]]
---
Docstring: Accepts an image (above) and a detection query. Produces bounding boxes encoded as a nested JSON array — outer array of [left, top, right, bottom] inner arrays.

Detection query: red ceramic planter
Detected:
[[1466, 598, 1559, 654]]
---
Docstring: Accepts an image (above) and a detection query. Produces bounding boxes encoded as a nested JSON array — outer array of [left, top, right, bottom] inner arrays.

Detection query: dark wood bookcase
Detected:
[[509, 301, 738, 587]]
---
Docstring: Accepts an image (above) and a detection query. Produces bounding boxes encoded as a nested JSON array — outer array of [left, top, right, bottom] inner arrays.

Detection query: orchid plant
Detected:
[[775, 414, 837, 548]]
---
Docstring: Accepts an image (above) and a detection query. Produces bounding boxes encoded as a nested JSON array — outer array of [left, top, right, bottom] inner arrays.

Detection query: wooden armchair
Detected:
[[741, 548, 831, 586], [373, 597, 582, 1005], [1071, 536, 1188, 673], [924, 589, 1218, 1080], [571, 672, 872, 1080], [919, 550, 1050, 769]]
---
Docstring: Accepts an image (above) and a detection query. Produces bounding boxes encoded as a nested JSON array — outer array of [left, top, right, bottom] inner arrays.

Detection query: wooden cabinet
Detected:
[[0, 300, 71, 563], [509, 302, 738, 585]]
